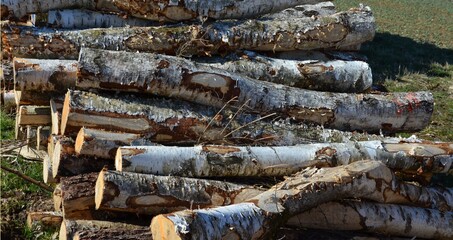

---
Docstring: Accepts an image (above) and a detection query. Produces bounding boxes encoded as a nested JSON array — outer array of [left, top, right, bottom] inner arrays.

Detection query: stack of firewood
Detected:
[[2, 0, 452, 239]]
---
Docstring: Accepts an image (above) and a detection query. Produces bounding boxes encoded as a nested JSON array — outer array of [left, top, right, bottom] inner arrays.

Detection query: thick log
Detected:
[[287, 201, 453, 239], [47, 9, 156, 29], [75, 127, 155, 159], [116, 141, 453, 177], [2, 0, 330, 22], [59, 219, 149, 240], [95, 170, 265, 215], [73, 229, 152, 240], [17, 105, 51, 126], [78, 48, 432, 133], [27, 211, 63, 228], [196, 50, 372, 93], [149, 161, 447, 239], [2, 8, 375, 59]]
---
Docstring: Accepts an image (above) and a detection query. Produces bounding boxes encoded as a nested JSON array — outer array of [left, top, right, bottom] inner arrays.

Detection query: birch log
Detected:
[[27, 211, 63, 228], [116, 141, 453, 177], [95, 170, 265, 215], [2, 8, 375, 59], [2, 0, 330, 22], [17, 105, 51, 126], [287, 201, 453, 239], [59, 219, 149, 240], [1, 90, 15, 112], [150, 161, 401, 239], [75, 128, 155, 159], [61, 90, 385, 145], [48, 9, 156, 29], [72, 229, 152, 240], [53, 183, 62, 211], [196, 50, 373, 93], [77, 48, 432, 133], [50, 99, 62, 135]]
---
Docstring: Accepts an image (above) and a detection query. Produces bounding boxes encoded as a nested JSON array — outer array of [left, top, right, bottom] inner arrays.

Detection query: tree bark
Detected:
[[196, 50, 372, 93], [17, 105, 51, 126], [59, 219, 149, 240], [73, 228, 152, 240], [95, 169, 265, 215], [149, 161, 444, 239], [75, 127, 155, 159], [287, 201, 453, 239], [53, 183, 62, 212], [26, 211, 63, 228], [116, 141, 453, 177], [2, 0, 332, 22], [2, 7, 375, 59], [61, 90, 386, 145], [1, 90, 15, 112], [78, 48, 432, 133]]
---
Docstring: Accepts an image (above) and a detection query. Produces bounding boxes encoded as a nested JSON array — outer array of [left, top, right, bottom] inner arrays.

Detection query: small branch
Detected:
[[0, 164, 53, 192]]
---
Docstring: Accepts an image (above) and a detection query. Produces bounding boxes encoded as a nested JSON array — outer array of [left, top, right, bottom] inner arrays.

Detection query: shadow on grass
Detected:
[[360, 32, 453, 83]]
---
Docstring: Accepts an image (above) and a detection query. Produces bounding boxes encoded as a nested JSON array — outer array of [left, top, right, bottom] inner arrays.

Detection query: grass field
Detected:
[[1, 1, 452, 239]]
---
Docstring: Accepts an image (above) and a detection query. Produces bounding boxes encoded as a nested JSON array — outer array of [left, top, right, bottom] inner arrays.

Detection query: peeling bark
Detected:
[[73, 228, 152, 240], [61, 90, 387, 145], [2, 8, 375, 59], [196, 50, 373, 93], [77, 48, 432, 133], [116, 140, 453, 177], [59, 219, 149, 240], [149, 161, 448, 239], [287, 201, 453, 239], [75, 127, 155, 159], [17, 105, 51, 126], [48, 9, 156, 29], [95, 170, 265, 215], [26, 211, 63, 228], [2, 0, 332, 22]]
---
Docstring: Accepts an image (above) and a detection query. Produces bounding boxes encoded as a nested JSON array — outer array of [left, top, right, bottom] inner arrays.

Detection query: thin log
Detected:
[[2, 0, 331, 22], [43, 154, 57, 184], [52, 139, 113, 178], [2, 8, 375, 59], [149, 161, 446, 239], [95, 170, 265, 215], [50, 99, 62, 135], [36, 126, 50, 149], [0, 164, 53, 192], [77, 48, 432, 133], [48, 9, 157, 29], [196, 50, 373, 93], [75, 127, 155, 159], [59, 219, 149, 240], [53, 183, 62, 212], [116, 141, 453, 177], [60, 90, 386, 145], [287, 201, 453, 239], [73, 229, 152, 240], [17, 105, 51, 126], [26, 211, 63, 228]]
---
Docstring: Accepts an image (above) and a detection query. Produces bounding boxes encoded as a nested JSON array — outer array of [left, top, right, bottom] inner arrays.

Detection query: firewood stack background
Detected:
[[1, 1, 452, 239]]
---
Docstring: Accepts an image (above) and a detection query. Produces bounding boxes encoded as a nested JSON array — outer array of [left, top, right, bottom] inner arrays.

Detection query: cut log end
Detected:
[[60, 92, 71, 135], [59, 220, 69, 240], [75, 127, 85, 155], [50, 99, 60, 135], [52, 141, 62, 178], [43, 154, 56, 184], [94, 169, 106, 210], [115, 149, 123, 172], [150, 215, 183, 240]]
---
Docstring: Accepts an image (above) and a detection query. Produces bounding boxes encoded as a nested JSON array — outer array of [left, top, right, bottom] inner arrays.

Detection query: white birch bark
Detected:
[[196, 50, 373, 93], [1, 90, 16, 112], [287, 201, 453, 239], [116, 141, 453, 177], [72, 229, 152, 240], [95, 170, 265, 215], [78, 48, 432, 133]]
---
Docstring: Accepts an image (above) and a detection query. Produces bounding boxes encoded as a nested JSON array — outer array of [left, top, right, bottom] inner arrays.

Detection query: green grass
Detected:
[[1, 110, 15, 140], [336, 0, 453, 141]]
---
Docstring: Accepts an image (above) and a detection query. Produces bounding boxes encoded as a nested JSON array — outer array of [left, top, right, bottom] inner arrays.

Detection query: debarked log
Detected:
[[196, 50, 372, 93], [287, 201, 453, 239], [2, 8, 375, 59], [60, 90, 387, 145], [59, 219, 149, 240], [149, 161, 404, 239], [77, 48, 432, 133], [116, 141, 453, 177], [2, 0, 330, 22], [95, 170, 265, 215], [75, 127, 155, 159]]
